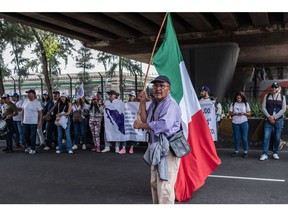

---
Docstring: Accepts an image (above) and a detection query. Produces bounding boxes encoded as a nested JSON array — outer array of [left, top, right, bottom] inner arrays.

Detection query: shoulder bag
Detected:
[[168, 130, 191, 158], [72, 105, 83, 122], [43, 102, 58, 121]]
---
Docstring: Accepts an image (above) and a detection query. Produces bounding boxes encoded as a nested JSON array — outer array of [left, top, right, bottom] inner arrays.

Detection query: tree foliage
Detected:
[[30, 28, 74, 96], [0, 20, 34, 95], [97, 51, 142, 76], [76, 46, 95, 96]]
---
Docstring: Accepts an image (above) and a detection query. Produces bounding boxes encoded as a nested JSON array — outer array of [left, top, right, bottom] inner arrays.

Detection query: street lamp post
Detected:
[[10, 76, 16, 93], [67, 74, 72, 97]]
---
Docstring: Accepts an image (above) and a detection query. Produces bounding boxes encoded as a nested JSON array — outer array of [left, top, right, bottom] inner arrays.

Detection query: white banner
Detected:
[[75, 82, 84, 98], [104, 101, 150, 142], [200, 101, 217, 141]]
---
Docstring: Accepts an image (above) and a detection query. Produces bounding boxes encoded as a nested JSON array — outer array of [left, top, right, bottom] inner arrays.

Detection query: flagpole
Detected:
[[142, 12, 168, 88], [137, 13, 168, 119]]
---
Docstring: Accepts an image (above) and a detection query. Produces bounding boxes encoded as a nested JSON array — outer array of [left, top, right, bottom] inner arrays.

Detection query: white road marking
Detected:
[[209, 175, 285, 182]]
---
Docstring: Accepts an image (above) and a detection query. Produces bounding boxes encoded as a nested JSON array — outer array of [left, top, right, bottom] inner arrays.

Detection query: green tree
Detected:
[[96, 51, 143, 98], [30, 28, 74, 97], [0, 20, 34, 95], [0, 55, 11, 95], [0, 20, 8, 94], [5, 22, 34, 95], [75, 46, 95, 96]]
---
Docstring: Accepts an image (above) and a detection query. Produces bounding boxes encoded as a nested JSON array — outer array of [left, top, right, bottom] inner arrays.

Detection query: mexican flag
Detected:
[[152, 13, 222, 202]]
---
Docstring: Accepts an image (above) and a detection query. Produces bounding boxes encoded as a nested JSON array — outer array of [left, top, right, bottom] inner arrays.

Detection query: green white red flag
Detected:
[[152, 13, 221, 202]]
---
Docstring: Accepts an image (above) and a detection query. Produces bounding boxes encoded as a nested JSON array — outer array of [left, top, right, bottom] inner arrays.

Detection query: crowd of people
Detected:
[[0, 79, 287, 204], [0, 89, 147, 155], [199, 82, 286, 161], [1, 82, 286, 160]]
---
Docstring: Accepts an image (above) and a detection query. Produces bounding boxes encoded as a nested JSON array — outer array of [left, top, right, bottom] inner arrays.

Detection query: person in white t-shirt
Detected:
[[229, 91, 251, 158], [21, 89, 43, 155]]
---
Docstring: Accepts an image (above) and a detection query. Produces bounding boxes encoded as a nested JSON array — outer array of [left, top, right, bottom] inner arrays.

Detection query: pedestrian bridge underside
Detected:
[[1, 12, 288, 99]]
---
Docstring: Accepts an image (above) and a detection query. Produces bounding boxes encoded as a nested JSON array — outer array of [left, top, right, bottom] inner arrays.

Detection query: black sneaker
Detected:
[[242, 153, 248, 158], [231, 152, 238, 157]]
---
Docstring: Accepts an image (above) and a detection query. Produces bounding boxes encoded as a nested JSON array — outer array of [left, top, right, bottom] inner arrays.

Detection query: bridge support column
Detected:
[[182, 43, 240, 101]]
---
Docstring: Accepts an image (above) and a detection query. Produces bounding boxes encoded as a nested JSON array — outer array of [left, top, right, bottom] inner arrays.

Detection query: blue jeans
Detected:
[[73, 120, 87, 144], [13, 121, 24, 145], [262, 118, 283, 155], [232, 121, 249, 152], [57, 117, 72, 152], [23, 124, 37, 150]]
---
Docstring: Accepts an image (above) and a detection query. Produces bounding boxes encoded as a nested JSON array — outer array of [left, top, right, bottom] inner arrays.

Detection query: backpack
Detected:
[[266, 93, 284, 104], [73, 106, 83, 122]]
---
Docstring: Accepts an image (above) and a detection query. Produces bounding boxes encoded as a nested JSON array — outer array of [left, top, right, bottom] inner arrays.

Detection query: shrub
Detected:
[[249, 99, 264, 118]]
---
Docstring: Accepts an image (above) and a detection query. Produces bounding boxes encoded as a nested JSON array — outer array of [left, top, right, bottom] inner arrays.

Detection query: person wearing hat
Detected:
[[101, 89, 122, 153], [11, 92, 25, 148], [1, 94, 18, 153], [55, 92, 73, 153], [42, 90, 60, 150], [199, 85, 222, 139], [133, 75, 182, 204], [22, 89, 43, 155], [128, 91, 136, 102], [42, 91, 50, 108], [106, 90, 120, 98], [260, 82, 286, 161]]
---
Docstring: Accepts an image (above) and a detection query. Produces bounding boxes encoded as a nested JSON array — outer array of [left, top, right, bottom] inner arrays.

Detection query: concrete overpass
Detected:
[[1, 12, 288, 99]]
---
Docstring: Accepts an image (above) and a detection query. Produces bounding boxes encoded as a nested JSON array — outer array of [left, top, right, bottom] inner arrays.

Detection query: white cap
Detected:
[[60, 92, 68, 98], [129, 91, 136, 97]]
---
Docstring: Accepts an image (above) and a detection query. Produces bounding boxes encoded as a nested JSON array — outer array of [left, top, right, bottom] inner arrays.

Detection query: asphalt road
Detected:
[[0, 141, 288, 205]]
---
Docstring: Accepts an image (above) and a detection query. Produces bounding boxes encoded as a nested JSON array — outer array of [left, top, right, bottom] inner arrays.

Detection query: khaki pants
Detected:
[[150, 151, 180, 204]]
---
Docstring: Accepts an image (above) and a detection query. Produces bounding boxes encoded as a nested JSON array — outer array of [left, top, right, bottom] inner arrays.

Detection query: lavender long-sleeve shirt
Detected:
[[147, 94, 182, 143]]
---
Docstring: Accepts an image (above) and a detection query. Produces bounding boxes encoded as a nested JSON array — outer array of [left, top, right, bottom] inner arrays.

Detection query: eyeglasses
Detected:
[[153, 83, 170, 89]]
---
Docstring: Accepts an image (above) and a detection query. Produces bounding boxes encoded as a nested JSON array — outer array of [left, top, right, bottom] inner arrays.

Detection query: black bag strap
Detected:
[[58, 103, 66, 114], [49, 101, 58, 113]]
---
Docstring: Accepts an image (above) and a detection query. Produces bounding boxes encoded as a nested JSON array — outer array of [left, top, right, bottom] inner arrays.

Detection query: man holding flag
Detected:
[[134, 75, 182, 204], [134, 13, 221, 203]]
